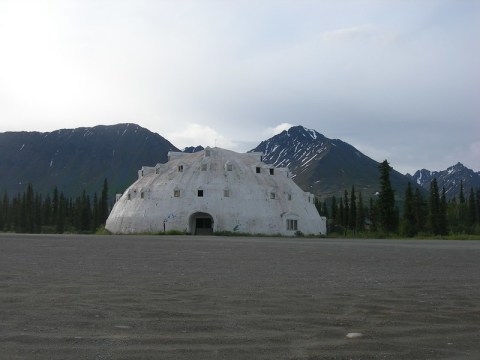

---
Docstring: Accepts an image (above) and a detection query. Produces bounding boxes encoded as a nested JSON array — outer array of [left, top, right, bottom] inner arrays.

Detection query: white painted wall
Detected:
[[106, 147, 326, 235]]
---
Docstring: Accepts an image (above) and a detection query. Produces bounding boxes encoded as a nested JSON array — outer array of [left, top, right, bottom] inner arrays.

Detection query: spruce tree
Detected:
[[330, 196, 337, 224], [401, 182, 416, 237], [349, 185, 357, 231], [457, 181, 467, 233], [343, 190, 349, 228], [356, 192, 365, 232], [413, 188, 426, 233], [428, 178, 440, 235], [439, 187, 448, 235], [377, 160, 396, 233], [467, 188, 476, 231], [100, 178, 109, 224]]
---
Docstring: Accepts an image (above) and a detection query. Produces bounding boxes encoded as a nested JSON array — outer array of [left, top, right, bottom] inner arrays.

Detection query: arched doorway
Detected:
[[189, 212, 214, 235]]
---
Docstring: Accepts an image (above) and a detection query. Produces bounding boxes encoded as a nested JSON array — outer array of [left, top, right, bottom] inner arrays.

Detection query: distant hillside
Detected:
[[183, 145, 204, 153], [0, 123, 179, 199], [250, 125, 414, 200], [407, 162, 480, 200]]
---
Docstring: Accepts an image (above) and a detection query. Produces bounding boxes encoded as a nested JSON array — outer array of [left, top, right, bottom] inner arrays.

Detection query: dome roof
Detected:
[[106, 147, 326, 235]]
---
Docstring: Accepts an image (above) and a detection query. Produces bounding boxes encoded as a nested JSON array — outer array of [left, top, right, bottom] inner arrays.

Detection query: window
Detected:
[[174, 190, 180, 197], [287, 219, 298, 231], [156, 168, 160, 174], [256, 167, 261, 174], [140, 192, 145, 199], [201, 164, 207, 171], [226, 163, 233, 171], [127, 193, 131, 200], [270, 192, 276, 199], [269, 168, 274, 175], [288, 194, 292, 201], [224, 189, 230, 197], [178, 165, 184, 172], [197, 189, 204, 197]]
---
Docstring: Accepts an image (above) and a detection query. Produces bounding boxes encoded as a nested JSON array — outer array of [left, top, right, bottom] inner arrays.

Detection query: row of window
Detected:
[[126, 190, 311, 203], [176, 164, 276, 174]]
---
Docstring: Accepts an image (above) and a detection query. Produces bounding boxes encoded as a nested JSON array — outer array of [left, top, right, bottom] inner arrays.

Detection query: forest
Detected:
[[0, 179, 109, 234], [1, 164, 480, 237], [317, 161, 480, 237]]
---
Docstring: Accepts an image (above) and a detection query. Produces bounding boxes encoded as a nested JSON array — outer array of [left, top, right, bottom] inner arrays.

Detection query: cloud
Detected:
[[264, 123, 295, 137], [165, 123, 236, 150], [321, 24, 375, 42]]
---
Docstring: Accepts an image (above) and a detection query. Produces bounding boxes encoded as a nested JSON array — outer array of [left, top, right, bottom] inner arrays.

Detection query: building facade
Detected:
[[106, 147, 326, 235]]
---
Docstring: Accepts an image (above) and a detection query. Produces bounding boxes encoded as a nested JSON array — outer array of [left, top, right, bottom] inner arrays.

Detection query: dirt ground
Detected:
[[1, 234, 479, 359]]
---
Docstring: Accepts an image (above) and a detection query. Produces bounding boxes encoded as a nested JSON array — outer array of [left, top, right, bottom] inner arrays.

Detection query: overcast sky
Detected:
[[0, 0, 478, 174]]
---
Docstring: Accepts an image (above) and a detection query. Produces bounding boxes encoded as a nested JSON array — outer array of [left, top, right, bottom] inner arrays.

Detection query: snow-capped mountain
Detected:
[[407, 162, 480, 199], [250, 125, 412, 199]]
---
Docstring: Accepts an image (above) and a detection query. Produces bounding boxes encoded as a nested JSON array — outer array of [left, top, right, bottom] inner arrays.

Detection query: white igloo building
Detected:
[[106, 147, 326, 235]]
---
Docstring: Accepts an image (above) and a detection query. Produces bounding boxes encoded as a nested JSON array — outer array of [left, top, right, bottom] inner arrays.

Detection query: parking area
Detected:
[[1, 234, 479, 359]]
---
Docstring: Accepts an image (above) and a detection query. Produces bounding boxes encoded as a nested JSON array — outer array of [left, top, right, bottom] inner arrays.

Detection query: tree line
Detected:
[[317, 160, 480, 236], [0, 179, 109, 234]]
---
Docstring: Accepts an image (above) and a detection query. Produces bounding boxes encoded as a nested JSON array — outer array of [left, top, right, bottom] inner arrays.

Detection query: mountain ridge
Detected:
[[1, 123, 477, 202], [0, 123, 179, 198], [406, 162, 480, 199]]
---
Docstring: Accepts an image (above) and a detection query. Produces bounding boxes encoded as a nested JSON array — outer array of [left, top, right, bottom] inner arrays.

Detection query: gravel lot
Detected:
[[1, 234, 479, 359]]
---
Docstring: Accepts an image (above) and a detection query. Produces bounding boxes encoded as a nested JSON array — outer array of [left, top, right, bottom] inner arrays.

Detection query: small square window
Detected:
[[174, 190, 180, 197], [178, 165, 184, 172], [224, 189, 230, 197], [270, 192, 276, 199], [198, 189, 204, 197], [287, 219, 298, 231], [269, 168, 274, 175], [256, 167, 261, 174], [226, 164, 233, 171]]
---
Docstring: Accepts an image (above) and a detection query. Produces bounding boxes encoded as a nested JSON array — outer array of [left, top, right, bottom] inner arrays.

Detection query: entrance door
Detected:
[[190, 212, 214, 235]]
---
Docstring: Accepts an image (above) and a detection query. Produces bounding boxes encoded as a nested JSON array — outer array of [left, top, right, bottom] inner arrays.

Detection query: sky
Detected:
[[0, 0, 479, 174]]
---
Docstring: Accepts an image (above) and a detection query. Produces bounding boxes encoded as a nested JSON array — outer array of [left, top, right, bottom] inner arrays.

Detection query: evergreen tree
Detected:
[[338, 201, 344, 229], [401, 182, 416, 237], [467, 188, 476, 231], [99, 178, 109, 224], [439, 187, 448, 235], [413, 188, 426, 233], [476, 189, 480, 224], [457, 181, 467, 233], [321, 201, 329, 218], [369, 197, 377, 232], [330, 196, 337, 224], [56, 192, 66, 233], [343, 190, 349, 228], [377, 160, 396, 233], [428, 178, 440, 235], [92, 192, 99, 232], [356, 192, 365, 232], [349, 185, 357, 231], [0, 191, 7, 231]]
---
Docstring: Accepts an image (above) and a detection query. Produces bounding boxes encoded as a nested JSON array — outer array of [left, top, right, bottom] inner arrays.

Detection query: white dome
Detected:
[[106, 147, 326, 235]]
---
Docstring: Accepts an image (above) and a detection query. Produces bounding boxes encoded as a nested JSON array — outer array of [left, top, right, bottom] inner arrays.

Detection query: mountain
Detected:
[[0, 123, 179, 199], [407, 162, 480, 200], [250, 125, 414, 200], [183, 145, 204, 153]]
